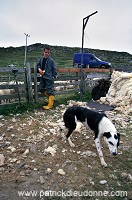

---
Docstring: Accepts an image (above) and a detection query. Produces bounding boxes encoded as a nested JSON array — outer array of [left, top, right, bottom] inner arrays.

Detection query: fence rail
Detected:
[[0, 64, 112, 106]]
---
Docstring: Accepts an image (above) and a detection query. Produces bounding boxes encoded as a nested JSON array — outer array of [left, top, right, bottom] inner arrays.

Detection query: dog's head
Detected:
[[103, 132, 120, 155]]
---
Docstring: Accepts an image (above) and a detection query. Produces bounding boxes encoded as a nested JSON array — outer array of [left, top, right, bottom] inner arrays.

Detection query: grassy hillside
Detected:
[[0, 43, 132, 71]]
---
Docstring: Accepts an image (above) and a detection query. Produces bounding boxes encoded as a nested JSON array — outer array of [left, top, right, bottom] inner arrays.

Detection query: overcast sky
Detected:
[[0, 0, 132, 54]]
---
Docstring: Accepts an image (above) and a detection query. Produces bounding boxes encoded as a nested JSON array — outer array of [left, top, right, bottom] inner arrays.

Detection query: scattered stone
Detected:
[[44, 146, 57, 157], [5, 141, 11, 146], [88, 165, 92, 169], [62, 149, 67, 153], [45, 168, 52, 174], [19, 171, 25, 176], [121, 172, 128, 179], [58, 169, 66, 176], [29, 144, 37, 153], [7, 126, 14, 131], [15, 162, 25, 170], [24, 165, 31, 169], [0, 136, 4, 141], [40, 176, 45, 184], [28, 119, 32, 126], [121, 172, 132, 180], [12, 118, 17, 123], [49, 128, 56, 135], [0, 143, 7, 148], [117, 181, 121, 186], [31, 160, 36, 163], [128, 174, 132, 181], [11, 147, 16, 153], [33, 168, 38, 171], [7, 146, 16, 152], [0, 123, 4, 127], [99, 180, 107, 185], [0, 167, 5, 172], [23, 149, 30, 156], [9, 158, 17, 163], [109, 174, 117, 180], [15, 176, 26, 183], [77, 151, 81, 154], [80, 150, 97, 157], [0, 154, 5, 166], [89, 177, 94, 185]]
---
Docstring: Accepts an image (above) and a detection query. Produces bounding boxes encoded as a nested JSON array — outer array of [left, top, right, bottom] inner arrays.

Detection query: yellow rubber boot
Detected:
[[43, 95, 55, 110]]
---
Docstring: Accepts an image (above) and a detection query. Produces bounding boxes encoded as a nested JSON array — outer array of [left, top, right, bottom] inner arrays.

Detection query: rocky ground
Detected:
[[0, 101, 132, 200]]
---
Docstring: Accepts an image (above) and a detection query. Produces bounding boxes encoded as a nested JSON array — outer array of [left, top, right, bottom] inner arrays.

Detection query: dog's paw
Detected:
[[101, 161, 107, 167], [69, 142, 75, 148]]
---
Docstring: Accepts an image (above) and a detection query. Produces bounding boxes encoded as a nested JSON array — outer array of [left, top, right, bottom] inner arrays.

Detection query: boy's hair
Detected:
[[43, 45, 50, 51]]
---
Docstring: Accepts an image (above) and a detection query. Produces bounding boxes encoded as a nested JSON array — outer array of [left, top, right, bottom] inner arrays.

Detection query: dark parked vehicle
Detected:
[[73, 53, 111, 69]]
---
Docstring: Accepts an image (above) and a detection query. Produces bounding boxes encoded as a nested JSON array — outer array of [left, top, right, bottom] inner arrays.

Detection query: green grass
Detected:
[[0, 92, 91, 116], [0, 43, 132, 70], [0, 102, 37, 116]]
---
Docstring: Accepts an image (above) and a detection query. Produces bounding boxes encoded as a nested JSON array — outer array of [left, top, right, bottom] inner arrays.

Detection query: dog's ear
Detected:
[[103, 132, 111, 138], [117, 132, 120, 147]]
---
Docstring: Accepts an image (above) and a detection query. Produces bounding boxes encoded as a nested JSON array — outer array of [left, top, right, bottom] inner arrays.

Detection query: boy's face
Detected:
[[43, 49, 50, 58]]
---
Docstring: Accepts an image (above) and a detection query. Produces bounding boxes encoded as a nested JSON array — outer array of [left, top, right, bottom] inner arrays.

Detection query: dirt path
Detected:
[[0, 102, 131, 200]]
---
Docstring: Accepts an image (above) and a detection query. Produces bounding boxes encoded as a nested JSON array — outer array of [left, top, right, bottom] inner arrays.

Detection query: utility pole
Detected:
[[80, 11, 98, 100], [24, 33, 30, 66]]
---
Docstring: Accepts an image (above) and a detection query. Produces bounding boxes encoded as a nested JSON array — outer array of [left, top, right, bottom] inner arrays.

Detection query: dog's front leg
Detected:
[[94, 138, 107, 167], [67, 137, 75, 147], [66, 127, 76, 148]]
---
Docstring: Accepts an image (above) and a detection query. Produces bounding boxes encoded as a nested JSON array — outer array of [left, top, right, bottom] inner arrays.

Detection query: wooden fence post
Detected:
[[79, 70, 85, 99], [25, 62, 33, 103], [34, 62, 39, 103]]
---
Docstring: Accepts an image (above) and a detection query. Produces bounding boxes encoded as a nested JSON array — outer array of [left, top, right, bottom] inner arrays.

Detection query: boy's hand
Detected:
[[38, 68, 45, 75]]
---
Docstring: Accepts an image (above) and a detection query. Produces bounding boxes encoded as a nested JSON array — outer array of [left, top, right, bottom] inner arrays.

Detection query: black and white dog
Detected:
[[63, 106, 120, 167]]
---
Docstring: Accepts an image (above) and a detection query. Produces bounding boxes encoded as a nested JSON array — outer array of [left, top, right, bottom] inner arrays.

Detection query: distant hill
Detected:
[[0, 43, 132, 71]]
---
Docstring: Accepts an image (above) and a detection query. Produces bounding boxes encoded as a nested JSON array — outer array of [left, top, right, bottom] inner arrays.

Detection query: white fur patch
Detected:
[[68, 137, 75, 147], [74, 122, 82, 133], [99, 116, 118, 155], [98, 116, 116, 137], [83, 118, 89, 129]]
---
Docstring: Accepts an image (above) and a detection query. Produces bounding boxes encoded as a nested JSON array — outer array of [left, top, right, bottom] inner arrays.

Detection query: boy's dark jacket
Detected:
[[37, 56, 57, 80]]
